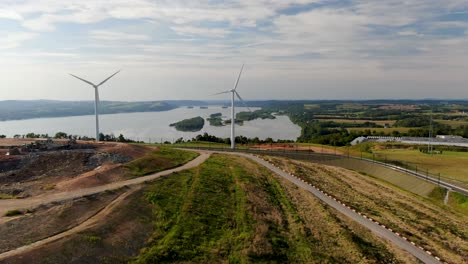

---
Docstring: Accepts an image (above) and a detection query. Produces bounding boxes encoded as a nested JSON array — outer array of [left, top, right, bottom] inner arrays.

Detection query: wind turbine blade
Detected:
[[235, 91, 251, 111], [211, 90, 231, 96], [69, 74, 96, 87], [97, 70, 121, 87], [233, 64, 244, 91]]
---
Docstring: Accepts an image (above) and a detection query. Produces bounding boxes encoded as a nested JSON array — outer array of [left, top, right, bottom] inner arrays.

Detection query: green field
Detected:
[[125, 148, 199, 177], [346, 127, 414, 133], [434, 119, 468, 127], [317, 119, 396, 126], [371, 149, 468, 185]]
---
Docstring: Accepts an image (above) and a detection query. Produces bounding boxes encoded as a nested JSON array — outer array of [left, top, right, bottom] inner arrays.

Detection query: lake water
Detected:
[[0, 107, 301, 142]]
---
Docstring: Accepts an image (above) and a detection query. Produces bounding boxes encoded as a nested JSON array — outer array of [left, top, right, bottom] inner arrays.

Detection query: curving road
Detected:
[[0, 152, 211, 219], [215, 151, 440, 264]]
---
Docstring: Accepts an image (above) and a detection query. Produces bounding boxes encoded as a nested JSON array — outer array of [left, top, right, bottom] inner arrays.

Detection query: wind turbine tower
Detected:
[[213, 64, 250, 150], [69, 70, 120, 142]]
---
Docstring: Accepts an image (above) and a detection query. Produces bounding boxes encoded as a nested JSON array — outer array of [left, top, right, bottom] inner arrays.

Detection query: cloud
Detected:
[[0, 9, 22, 20], [397, 30, 422, 36], [0, 32, 36, 49], [90, 30, 151, 41], [1, 0, 468, 100], [170, 26, 230, 38]]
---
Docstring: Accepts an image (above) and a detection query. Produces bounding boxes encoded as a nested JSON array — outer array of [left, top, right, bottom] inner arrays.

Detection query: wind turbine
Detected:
[[69, 70, 120, 142], [213, 64, 250, 150]]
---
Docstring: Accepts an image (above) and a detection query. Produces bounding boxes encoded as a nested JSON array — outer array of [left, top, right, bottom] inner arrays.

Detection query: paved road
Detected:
[[215, 151, 440, 264], [0, 152, 211, 219]]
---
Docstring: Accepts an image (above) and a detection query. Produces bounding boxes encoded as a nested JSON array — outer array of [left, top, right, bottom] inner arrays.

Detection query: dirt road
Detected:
[[0, 187, 139, 261], [0, 151, 211, 219]]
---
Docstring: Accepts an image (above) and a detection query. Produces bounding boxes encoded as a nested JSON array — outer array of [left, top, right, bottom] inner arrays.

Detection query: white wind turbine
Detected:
[[213, 64, 250, 150], [69, 70, 120, 142]]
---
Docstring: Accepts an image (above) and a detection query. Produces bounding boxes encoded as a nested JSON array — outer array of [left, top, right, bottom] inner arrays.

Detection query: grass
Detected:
[[132, 154, 409, 263], [268, 156, 468, 263], [0, 194, 16, 199], [124, 147, 199, 177], [372, 149, 468, 185], [82, 234, 102, 244], [434, 119, 468, 127], [4, 209, 23, 217], [449, 192, 468, 215]]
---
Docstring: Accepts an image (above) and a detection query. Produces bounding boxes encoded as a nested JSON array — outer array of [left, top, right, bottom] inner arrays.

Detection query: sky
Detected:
[[0, 0, 468, 101]]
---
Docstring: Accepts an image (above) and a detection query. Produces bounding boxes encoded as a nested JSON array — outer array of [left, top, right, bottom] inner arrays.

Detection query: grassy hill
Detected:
[[5, 154, 418, 263]]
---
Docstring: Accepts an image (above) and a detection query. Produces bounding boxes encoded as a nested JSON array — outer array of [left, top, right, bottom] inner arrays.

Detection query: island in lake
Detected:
[[170, 116, 205, 132], [207, 113, 224, 126], [205, 110, 277, 127]]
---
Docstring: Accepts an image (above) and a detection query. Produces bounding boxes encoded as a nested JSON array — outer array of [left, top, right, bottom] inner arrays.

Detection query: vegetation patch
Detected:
[[4, 209, 23, 217], [207, 113, 224, 126], [449, 192, 468, 214], [0, 193, 16, 199], [124, 148, 199, 177], [236, 109, 276, 122], [170, 116, 205, 132]]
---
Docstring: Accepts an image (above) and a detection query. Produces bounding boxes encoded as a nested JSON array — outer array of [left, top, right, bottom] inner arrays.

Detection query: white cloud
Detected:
[[0, 32, 36, 49], [90, 30, 151, 41], [0, 0, 468, 100], [171, 26, 229, 38], [0, 9, 22, 20], [397, 30, 422, 36]]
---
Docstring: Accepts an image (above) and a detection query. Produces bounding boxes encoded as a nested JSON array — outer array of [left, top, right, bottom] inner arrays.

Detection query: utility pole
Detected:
[[428, 112, 433, 155]]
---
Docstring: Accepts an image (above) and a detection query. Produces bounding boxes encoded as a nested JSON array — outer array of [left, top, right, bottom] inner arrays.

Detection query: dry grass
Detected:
[[266, 156, 468, 264]]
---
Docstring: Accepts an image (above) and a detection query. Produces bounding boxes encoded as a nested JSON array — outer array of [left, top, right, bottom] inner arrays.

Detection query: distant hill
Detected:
[[0, 100, 180, 121]]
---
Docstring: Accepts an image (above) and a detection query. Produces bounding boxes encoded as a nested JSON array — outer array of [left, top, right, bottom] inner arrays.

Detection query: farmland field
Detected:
[[346, 127, 414, 133], [372, 149, 468, 186], [317, 119, 396, 126], [434, 119, 468, 127]]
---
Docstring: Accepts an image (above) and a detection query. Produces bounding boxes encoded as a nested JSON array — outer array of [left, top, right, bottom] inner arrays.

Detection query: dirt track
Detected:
[[0, 187, 139, 261], [0, 151, 211, 219]]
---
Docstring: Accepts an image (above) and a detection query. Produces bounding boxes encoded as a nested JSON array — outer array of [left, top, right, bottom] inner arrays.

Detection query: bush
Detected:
[[4, 210, 23, 217]]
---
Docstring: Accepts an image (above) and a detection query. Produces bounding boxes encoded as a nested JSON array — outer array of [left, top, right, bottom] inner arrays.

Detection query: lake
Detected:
[[0, 107, 301, 142]]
